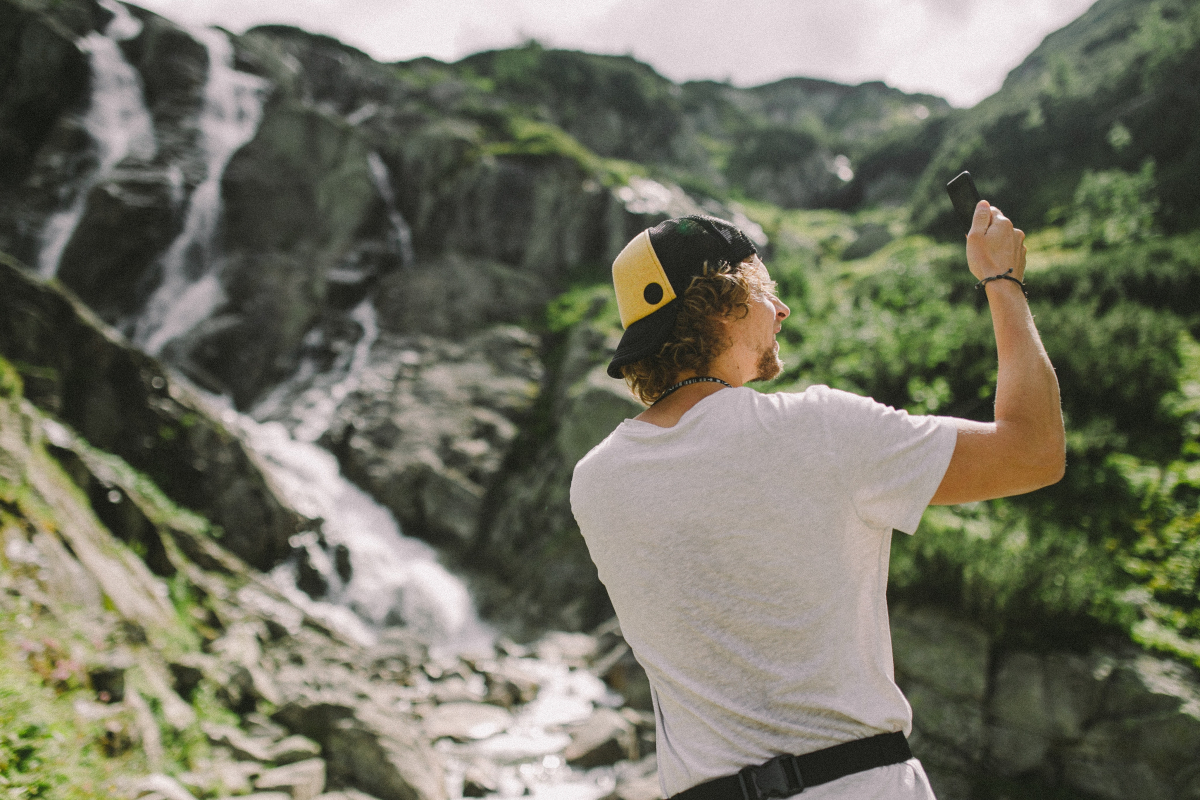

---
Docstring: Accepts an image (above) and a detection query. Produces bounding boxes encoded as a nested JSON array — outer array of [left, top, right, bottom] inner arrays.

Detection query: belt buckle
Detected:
[[737, 754, 804, 800]]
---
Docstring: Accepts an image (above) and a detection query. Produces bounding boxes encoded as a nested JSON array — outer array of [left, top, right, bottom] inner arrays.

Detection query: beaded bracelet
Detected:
[[975, 268, 1027, 297]]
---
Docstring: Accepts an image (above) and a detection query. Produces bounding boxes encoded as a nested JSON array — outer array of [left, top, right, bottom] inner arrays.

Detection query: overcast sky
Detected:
[[133, 0, 1097, 108]]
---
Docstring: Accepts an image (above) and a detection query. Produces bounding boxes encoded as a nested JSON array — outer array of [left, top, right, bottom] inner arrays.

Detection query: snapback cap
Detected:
[[608, 215, 757, 378]]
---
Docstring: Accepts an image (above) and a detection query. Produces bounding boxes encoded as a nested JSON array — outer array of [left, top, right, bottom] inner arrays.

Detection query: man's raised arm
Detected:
[[930, 199, 1066, 505]]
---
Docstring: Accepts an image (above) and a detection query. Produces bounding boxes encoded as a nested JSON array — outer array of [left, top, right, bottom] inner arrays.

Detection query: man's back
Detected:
[[571, 385, 955, 797]]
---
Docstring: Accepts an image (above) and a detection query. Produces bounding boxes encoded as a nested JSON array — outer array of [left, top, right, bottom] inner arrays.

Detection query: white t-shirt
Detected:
[[570, 385, 957, 799]]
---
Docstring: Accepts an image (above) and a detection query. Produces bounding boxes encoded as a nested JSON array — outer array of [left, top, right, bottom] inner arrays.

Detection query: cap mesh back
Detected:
[[648, 215, 757, 287]]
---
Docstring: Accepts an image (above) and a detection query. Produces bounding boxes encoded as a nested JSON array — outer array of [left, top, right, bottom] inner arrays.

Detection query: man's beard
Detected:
[[754, 343, 783, 382]]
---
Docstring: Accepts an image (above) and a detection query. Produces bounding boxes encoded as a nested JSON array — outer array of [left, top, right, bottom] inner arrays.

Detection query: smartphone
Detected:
[[945, 171, 981, 232]]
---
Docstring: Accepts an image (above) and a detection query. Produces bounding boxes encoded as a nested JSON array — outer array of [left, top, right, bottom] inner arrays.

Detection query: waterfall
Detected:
[[251, 299, 380, 443], [133, 27, 268, 356], [37, 0, 156, 278], [366, 151, 416, 268], [204, 397, 495, 658], [41, 3, 496, 661]]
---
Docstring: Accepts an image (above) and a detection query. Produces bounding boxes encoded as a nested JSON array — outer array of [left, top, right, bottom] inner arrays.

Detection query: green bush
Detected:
[[1063, 160, 1159, 248]]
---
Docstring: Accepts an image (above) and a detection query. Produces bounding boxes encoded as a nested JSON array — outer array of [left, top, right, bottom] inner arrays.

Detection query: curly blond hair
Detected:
[[621, 257, 768, 405]]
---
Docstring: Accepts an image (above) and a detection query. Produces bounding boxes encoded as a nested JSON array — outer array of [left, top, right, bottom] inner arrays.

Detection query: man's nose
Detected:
[[775, 298, 790, 319]]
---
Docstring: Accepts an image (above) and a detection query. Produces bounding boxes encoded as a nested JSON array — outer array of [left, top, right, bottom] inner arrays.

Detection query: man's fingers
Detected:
[[969, 199, 991, 237]]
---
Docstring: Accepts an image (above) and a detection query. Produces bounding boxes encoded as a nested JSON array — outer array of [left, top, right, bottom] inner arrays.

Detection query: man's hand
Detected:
[[967, 200, 1026, 283]]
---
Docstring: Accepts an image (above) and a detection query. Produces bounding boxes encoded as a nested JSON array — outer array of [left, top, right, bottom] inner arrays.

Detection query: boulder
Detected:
[[272, 697, 445, 800], [563, 707, 638, 767], [268, 735, 324, 765], [422, 702, 513, 742], [255, 758, 327, 800]]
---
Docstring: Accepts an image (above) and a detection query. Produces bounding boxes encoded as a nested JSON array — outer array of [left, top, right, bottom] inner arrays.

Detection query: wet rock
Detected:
[[0, 0, 91, 191], [475, 657, 541, 707], [56, 164, 182, 324], [460, 762, 500, 798], [423, 702, 513, 742], [606, 754, 662, 800], [119, 773, 197, 800], [564, 707, 638, 767], [255, 758, 327, 800], [203, 721, 276, 763], [120, 8, 209, 165], [325, 328, 541, 550], [536, 631, 600, 668], [188, 100, 377, 406], [268, 734, 324, 765], [273, 697, 445, 800]]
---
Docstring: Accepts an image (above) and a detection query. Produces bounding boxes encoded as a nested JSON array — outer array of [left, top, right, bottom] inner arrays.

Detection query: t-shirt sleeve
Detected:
[[815, 386, 958, 534]]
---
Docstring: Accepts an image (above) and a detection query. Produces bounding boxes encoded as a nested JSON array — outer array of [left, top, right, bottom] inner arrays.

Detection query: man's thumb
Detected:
[[969, 199, 991, 236]]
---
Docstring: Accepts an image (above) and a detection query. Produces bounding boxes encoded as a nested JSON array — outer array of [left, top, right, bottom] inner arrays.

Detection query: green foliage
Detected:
[[545, 285, 619, 335], [726, 126, 822, 180], [0, 356, 21, 400], [744, 200, 1200, 660], [0, 612, 143, 798], [1062, 160, 1159, 248], [484, 116, 646, 187]]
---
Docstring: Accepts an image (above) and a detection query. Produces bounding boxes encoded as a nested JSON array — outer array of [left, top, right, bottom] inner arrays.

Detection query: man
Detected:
[[569, 204, 1064, 800]]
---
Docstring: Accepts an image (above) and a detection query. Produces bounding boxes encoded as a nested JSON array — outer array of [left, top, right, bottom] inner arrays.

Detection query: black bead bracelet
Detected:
[[976, 268, 1027, 297]]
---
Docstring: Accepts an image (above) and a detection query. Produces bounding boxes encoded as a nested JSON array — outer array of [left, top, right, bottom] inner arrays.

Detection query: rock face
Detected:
[[0, 0, 94, 257], [891, 605, 1200, 800], [323, 327, 542, 549]]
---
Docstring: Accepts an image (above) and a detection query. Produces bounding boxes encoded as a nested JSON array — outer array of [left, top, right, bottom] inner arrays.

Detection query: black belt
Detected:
[[670, 732, 912, 800]]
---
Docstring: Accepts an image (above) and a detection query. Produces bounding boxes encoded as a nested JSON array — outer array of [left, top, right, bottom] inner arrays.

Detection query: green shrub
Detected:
[[0, 357, 21, 400]]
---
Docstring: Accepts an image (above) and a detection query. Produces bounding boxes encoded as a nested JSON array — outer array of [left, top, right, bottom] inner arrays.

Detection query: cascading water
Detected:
[[229, 408, 495, 658], [251, 300, 381, 443], [37, 0, 156, 278], [133, 26, 268, 356], [39, 10, 635, 796], [367, 151, 416, 269]]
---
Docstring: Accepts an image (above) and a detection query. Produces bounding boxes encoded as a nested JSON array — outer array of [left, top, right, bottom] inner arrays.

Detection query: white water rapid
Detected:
[[231, 408, 495, 659], [37, 0, 156, 278], [134, 27, 268, 356]]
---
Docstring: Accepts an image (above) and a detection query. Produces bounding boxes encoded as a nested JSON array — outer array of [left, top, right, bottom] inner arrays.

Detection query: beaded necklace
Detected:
[[655, 376, 732, 403]]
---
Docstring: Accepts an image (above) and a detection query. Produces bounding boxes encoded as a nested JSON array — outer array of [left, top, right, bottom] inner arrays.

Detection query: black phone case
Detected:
[[946, 171, 981, 232]]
